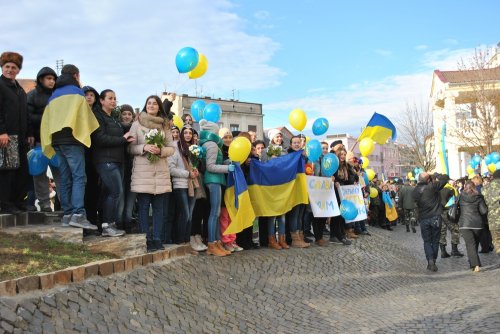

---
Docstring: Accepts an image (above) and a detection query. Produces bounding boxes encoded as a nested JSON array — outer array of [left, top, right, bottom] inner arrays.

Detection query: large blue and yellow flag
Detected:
[[358, 112, 397, 145], [248, 150, 309, 217], [223, 163, 256, 235], [40, 85, 99, 158]]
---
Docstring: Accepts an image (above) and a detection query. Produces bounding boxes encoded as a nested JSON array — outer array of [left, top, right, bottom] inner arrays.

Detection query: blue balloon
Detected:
[[340, 200, 358, 220], [485, 154, 492, 165], [491, 152, 500, 164], [175, 47, 199, 73], [414, 167, 419, 174], [321, 153, 339, 177], [496, 161, 500, 170], [312, 117, 329, 136], [305, 139, 322, 162], [472, 155, 481, 165], [28, 147, 49, 176], [202, 103, 222, 123], [190, 100, 206, 122]]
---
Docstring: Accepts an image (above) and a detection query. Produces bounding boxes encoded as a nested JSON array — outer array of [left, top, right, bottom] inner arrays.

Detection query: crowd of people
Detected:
[[1, 52, 498, 272]]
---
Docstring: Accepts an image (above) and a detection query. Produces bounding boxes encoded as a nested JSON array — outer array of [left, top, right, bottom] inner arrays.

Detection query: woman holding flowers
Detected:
[[128, 95, 175, 252], [168, 125, 201, 249]]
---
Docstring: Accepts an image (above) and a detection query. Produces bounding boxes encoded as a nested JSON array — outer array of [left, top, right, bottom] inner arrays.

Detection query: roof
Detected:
[[434, 67, 500, 84], [18, 79, 36, 93]]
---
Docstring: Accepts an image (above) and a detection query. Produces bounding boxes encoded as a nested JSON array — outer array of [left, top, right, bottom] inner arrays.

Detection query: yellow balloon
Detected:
[[228, 137, 251, 164], [362, 157, 369, 168], [369, 187, 378, 198], [466, 165, 474, 174], [305, 136, 311, 143], [365, 168, 375, 181], [188, 53, 208, 79], [173, 115, 184, 129], [289, 108, 307, 131], [407, 172, 413, 178], [359, 138, 375, 157], [488, 163, 497, 173], [468, 172, 475, 179]]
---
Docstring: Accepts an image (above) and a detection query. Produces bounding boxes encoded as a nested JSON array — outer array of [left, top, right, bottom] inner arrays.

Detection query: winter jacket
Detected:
[[398, 184, 416, 210], [0, 75, 28, 138], [26, 67, 57, 143], [128, 112, 175, 194], [168, 143, 190, 189], [199, 131, 228, 185], [457, 193, 488, 229], [412, 174, 449, 220], [439, 186, 454, 209], [90, 109, 127, 165]]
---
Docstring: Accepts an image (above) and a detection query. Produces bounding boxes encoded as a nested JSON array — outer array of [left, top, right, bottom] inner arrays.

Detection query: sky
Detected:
[[2, 0, 499, 138]]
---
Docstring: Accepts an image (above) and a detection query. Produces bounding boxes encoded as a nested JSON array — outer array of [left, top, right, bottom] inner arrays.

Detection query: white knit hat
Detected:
[[267, 128, 282, 142], [199, 119, 219, 134]]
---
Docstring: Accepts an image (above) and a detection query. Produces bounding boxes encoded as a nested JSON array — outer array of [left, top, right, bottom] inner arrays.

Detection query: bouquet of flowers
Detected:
[[267, 145, 282, 157], [188, 145, 204, 168], [144, 129, 165, 163]]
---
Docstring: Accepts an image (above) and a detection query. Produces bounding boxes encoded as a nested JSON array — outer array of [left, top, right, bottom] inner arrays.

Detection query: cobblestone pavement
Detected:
[[1, 224, 500, 333]]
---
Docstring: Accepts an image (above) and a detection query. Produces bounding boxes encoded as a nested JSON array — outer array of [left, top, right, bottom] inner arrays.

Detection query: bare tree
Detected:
[[396, 101, 436, 171], [450, 48, 500, 155]]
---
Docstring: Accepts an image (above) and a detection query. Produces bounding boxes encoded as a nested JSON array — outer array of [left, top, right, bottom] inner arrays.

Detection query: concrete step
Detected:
[[0, 224, 83, 244], [0, 213, 28, 228]]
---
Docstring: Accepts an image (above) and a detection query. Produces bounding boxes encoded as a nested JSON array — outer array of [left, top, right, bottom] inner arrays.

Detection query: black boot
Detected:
[[432, 259, 438, 272], [412, 226, 417, 233], [427, 260, 434, 271], [406, 225, 410, 232], [440, 244, 451, 258], [451, 244, 464, 257]]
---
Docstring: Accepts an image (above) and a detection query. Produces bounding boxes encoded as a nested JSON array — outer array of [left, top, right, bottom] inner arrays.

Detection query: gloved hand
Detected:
[[228, 164, 235, 172]]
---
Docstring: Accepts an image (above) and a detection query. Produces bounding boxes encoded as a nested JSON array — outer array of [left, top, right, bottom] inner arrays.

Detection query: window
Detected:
[[230, 124, 239, 132], [248, 125, 257, 132]]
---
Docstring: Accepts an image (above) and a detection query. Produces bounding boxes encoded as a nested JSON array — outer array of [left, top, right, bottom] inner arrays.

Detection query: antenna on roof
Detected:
[[55, 59, 64, 75]]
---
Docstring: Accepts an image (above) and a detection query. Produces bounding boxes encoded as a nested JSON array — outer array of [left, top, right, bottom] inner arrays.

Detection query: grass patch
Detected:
[[0, 232, 114, 281]]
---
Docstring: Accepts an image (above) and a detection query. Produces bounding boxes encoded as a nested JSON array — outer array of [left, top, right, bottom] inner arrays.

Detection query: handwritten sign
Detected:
[[338, 185, 368, 222], [306, 176, 340, 217]]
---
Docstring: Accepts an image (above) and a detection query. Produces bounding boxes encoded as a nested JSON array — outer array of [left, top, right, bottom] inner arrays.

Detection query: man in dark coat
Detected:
[[0, 51, 32, 213]]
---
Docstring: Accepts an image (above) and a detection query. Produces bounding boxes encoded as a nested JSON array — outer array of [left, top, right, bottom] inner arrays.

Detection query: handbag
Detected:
[[447, 195, 460, 222], [0, 135, 20, 170]]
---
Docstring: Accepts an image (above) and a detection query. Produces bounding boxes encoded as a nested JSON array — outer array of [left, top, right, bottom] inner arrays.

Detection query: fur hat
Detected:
[[0, 52, 23, 69], [199, 119, 219, 134], [218, 127, 232, 138], [267, 129, 282, 143], [330, 140, 343, 149]]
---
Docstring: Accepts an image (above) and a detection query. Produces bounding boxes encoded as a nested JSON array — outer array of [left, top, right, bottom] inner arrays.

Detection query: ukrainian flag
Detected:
[[358, 112, 397, 145], [248, 150, 309, 217], [40, 85, 99, 158], [223, 163, 256, 235]]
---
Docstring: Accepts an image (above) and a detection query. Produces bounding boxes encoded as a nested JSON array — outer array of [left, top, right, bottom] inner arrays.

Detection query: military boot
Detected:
[[440, 244, 451, 258], [451, 244, 464, 257]]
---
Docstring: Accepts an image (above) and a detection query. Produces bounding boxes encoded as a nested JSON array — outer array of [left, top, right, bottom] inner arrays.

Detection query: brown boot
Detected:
[[346, 228, 358, 239], [268, 235, 282, 250], [207, 242, 227, 257], [299, 231, 311, 246], [315, 238, 327, 246], [278, 234, 289, 249], [216, 240, 232, 255], [291, 231, 310, 248]]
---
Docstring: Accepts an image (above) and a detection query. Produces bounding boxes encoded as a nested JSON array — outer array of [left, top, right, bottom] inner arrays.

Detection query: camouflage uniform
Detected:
[[404, 208, 417, 228], [439, 186, 460, 246], [482, 178, 500, 255]]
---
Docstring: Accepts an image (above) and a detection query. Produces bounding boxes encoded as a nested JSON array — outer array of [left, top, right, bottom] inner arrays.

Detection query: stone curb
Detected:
[[0, 244, 191, 297]]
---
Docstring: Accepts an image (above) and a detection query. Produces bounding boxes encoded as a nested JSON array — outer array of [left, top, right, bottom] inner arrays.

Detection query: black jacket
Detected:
[[412, 174, 450, 220], [51, 74, 84, 146], [457, 193, 488, 229], [0, 75, 28, 138], [90, 109, 127, 165], [27, 67, 57, 142], [439, 187, 454, 209]]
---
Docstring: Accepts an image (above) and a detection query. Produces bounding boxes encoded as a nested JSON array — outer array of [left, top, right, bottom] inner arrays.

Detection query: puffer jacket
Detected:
[[0, 75, 28, 138], [128, 112, 175, 194], [27, 67, 57, 142], [458, 192, 488, 229], [168, 143, 190, 189], [91, 109, 127, 165]]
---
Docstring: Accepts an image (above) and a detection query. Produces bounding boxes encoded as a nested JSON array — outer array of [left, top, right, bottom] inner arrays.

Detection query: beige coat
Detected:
[[128, 112, 175, 194]]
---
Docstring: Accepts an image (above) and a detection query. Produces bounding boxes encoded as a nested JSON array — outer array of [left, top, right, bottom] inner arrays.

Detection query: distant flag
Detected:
[[358, 112, 397, 145]]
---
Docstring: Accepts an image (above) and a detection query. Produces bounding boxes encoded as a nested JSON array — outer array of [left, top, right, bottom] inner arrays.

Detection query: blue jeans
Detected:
[[137, 193, 166, 242], [122, 191, 136, 224], [420, 215, 442, 261], [287, 204, 305, 232], [173, 188, 196, 243], [268, 215, 285, 236], [53, 145, 86, 216], [206, 183, 222, 243], [162, 193, 173, 243], [96, 162, 124, 224]]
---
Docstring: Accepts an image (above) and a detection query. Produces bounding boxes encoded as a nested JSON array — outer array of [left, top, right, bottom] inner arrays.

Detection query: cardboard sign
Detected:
[[306, 176, 340, 217], [338, 185, 368, 222]]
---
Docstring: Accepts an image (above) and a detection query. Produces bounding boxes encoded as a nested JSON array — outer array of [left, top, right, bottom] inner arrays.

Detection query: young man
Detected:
[[27, 67, 59, 212], [40, 64, 99, 230]]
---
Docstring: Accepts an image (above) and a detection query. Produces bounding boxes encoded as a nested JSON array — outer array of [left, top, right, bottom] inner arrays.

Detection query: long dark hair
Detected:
[[178, 126, 194, 159], [142, 95, 166, 118], [463, 181, 479, 195]]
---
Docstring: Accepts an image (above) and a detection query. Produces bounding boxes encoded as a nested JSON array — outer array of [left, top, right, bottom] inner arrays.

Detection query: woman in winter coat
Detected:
[[168, 126, 200, 248], [458, 181, 488, 272], [128, 95, 175, 252]]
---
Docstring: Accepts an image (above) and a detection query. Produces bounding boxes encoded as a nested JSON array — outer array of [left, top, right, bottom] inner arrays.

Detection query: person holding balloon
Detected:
[[347, 153, 371, 236]]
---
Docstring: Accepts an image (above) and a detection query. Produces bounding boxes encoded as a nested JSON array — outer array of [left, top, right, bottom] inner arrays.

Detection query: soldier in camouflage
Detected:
[[482, 170, 500, 255], [398, 180, 417, 233], [439, 182, 464, 258]]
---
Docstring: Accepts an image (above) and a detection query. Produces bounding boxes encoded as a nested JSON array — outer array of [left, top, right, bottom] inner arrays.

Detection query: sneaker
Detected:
[[329, 237, 343, 244], [224, 243, 235, 252], [231, 243, 244, 252], [101, 223, 125, 237], [341, 238, 352, 246], [190, 236, 205, 252], [69, 213, 98, 230], [61, 214, 72, 227], [194, 234, 208, 251], [360, 231, 371, 236]]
